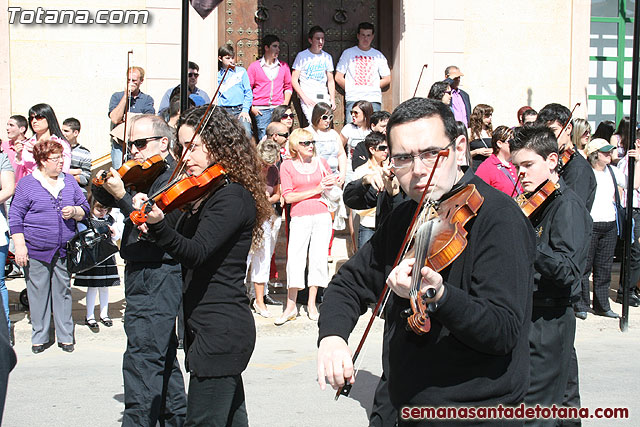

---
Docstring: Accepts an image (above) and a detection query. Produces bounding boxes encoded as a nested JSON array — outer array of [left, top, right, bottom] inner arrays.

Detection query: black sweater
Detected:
[[560, 151, 596, 212], [530, 179, 592, 303], [92, 155, 181, 264], [319, 172, 536, 408], [148, 182, 256, 377]]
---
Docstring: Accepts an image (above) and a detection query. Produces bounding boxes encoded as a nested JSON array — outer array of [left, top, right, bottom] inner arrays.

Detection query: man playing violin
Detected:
[[92, 114, 187, 427], [510, 126, 592, 427], [317, 97, 535, 425], [536, 103, 595, 425]]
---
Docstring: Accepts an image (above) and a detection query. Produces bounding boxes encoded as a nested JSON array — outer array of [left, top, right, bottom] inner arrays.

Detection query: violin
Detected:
[[93, 155, 166, 193], [336, 150, 484, 399], [515, 177, 559, 220], [559, 145, 575, 168], [129, 164, 227, 226], [404, 183, 483, 334]]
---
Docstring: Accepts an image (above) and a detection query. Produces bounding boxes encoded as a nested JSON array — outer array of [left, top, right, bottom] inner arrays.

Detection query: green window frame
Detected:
[[589, 0, 635, 124]]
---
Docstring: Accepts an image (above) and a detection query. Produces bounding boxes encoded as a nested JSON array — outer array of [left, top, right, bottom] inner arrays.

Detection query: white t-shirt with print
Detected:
[[292, 49, 334, 102], [336, 46, 390, 103]]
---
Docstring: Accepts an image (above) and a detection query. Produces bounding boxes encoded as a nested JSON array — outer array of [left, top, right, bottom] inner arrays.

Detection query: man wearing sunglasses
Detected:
[[158, 61, 211, 112], [318, 98, 535, 423], [93, 114, 187, 426]]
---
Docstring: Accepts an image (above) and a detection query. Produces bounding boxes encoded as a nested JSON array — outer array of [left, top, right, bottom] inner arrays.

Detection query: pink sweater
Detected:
[[247, 59, 292, 107], [15, 134, 71, 181], [280, 158, 330, 217]]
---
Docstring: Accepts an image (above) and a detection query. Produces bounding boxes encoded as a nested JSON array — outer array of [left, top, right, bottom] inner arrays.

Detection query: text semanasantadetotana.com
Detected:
[[401, 404, 629, 420]]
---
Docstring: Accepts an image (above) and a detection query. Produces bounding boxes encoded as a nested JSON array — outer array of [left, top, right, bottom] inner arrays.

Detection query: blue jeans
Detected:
[[0, 244, 8, 333], [222, 105, 252, 138], [253, 107, 274, 141], [111, 141, 124, 170], [358, 224, 375, 250], [345, 101, 381, 124]]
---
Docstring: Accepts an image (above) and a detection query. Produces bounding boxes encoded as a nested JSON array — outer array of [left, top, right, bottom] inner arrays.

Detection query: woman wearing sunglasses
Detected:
[[340, 100, 373, 182], [270, 105, 296, 135], [277, 128, 335, 325], [306, 103, 346, 185], [16, 103, 71, 181]]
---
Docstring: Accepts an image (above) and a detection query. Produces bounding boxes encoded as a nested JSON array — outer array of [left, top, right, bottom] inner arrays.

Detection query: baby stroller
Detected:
[[5, 250, 28, 308]]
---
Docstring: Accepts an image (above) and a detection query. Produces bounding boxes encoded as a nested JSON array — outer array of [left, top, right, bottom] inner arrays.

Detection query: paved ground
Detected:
[[2, 235, 639, 426]]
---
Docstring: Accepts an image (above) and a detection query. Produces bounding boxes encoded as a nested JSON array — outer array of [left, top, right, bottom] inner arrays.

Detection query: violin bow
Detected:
[[166, 64, 236, 185], [335, 149, 450, 400], [122, 50, 134, 165], [413, 64, 429, 98], [558, 102, 581, 151], [511, 172, 525, 198]]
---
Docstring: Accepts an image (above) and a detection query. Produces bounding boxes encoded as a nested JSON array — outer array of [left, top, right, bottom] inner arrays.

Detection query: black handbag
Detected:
[[66, 219, 118, 274], [608, 165, 627, 237]]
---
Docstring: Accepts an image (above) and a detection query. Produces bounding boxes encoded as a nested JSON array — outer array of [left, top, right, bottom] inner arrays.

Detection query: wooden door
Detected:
[[219, 0, 389, 131]]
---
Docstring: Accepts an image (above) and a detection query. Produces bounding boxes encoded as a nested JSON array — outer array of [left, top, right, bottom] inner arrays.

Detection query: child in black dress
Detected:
[[74, 199, 121, 331]]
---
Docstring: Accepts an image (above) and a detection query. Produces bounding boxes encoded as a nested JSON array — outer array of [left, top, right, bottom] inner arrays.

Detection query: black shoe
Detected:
[[31, 345, 45, 354], [615, 292, 640, 307], [85, 318, 100, 332], [58, 343, 75, 353], [99, 317, 113, 327], [593, 309, 619, 318], [574, 311, 588, 320], [263, 294, 283, 306]]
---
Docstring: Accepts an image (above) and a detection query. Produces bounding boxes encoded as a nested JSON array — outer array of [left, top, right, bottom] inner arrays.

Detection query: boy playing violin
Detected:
[[510, 126, 592, 427], [317, 98, 535, 425]]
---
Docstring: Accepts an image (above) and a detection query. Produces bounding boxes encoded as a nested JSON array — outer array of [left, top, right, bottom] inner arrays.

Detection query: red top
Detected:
[[280, 157, 330, 217], [475, 154, 523, 196]]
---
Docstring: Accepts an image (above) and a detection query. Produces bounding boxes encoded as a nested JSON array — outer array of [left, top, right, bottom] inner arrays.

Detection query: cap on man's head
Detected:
[[585, 138, 615, 156], [447, 68, 464, 79]]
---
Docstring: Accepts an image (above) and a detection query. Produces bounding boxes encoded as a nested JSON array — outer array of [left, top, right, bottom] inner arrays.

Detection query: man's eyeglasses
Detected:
[[276, 132, 289, 138], [281, 113, 295, 119], [376, 145, 388, 151], [321, 114, 334, 121], [188, 72, 199, 78], [129, 136, 163, 149], [298, 140, 315, 147], [390, 142, 454, 170]]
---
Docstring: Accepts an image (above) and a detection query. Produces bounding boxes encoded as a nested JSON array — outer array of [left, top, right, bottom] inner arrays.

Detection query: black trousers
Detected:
[[185, 374, 248, 427], [525, 306, 575, 427], [619, 209, 640, 294], [369, 319, 397, 427], [558, 347, 581, 427], [122, 262, 187, 427], [576, 221, 617, 312]]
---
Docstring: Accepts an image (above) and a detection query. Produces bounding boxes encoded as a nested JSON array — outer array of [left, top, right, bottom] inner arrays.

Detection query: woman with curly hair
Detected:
[[469, 103, 494, 171], [475, 125, 523, 195], [144, 106, 271, 425]]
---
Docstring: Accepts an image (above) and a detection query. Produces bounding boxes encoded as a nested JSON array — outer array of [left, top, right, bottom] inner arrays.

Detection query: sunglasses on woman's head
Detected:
[[298, 140, 315, 147], [321, 114, 334, 121], [281, 113, 295, 119]]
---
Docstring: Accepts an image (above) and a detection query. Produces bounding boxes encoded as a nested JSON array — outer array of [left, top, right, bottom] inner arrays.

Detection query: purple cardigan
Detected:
[[9, 173, 89, 263]]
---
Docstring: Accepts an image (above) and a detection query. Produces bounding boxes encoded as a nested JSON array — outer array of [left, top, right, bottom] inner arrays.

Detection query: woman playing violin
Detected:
[[142, 106, 271, 425], [317, 98, 536, 421]]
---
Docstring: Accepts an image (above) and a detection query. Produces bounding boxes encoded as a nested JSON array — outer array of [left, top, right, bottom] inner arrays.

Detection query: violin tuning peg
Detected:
[[421, 288, 437, 302]]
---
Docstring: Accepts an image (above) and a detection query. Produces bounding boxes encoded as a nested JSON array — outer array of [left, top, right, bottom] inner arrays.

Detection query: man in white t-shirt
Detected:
[[292, 26, 336, 126], [336, 22, 391, 124]]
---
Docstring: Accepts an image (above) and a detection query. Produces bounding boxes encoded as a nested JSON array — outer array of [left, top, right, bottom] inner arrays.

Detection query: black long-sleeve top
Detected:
[[319, 171, 536, 408], [92, 155, 181, 264], [530, 179, 592, 303], [560, 151, 596, 212], [148, 182, 256, 377], [342, 177, 409, 226]]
